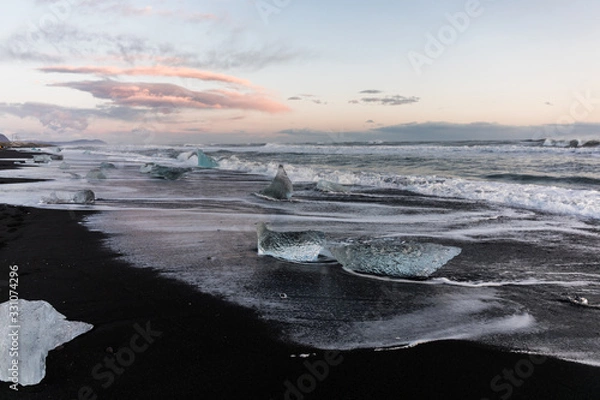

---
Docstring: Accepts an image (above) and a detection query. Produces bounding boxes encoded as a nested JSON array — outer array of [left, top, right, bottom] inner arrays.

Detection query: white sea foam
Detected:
[[217, 155, 600, 220]]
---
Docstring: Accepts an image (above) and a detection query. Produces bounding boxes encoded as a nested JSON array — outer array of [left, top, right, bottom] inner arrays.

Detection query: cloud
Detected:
[[1, 22, 307, 71], [365, 120, 375, 124], [359, 90, 382, 94], [351, 95, 420, 106], [39, 65, 254, 87], [35, 0, 218, 22], [274, 121, 600, 143], [287, 94, 328, 105], [50, 80, 290, 113], [0, 102, 104, 133], [371, 122, 538, 141]]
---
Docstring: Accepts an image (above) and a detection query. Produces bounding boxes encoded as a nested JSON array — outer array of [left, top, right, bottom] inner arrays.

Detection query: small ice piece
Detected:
[[33, 154, 52, 163], [329, 239, 461, 279], [86, 168, 106, 180], [72, 189, 96, 204], [196, 149, 218, 168], [316, 180, 349, 193], [41, 190, 95, 205], [59, 161, 71, 170], [257, 222, 325, 262], [100, 162, 117, 169], [568, 295, 589, 306], [149, 165, 190, 180], [260, 165, 293, 200], [0, 299, 93, 386]]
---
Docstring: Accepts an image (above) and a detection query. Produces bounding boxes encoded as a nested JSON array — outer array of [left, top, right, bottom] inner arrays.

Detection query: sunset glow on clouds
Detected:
[[0, 0, 599, 143]]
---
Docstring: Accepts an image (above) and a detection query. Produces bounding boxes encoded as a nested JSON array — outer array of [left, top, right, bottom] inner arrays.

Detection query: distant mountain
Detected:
[[48, 139, 107, 146], [0, 133, 9, 143]]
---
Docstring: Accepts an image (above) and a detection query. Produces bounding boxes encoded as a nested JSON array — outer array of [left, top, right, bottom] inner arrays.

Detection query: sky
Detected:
[[0, 0, 599, 144]]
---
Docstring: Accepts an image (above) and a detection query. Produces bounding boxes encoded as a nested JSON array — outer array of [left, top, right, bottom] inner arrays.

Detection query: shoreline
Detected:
[[1, 150, 599, 399]]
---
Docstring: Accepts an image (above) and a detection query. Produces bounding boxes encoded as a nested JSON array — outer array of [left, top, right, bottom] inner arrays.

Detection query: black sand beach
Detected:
[[1, 150, 600, 400]]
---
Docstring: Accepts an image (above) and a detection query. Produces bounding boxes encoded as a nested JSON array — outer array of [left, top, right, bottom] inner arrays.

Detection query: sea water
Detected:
[[2, 140, 600, 367]]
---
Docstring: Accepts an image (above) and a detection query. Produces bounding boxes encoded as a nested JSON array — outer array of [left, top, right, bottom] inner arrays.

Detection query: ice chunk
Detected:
[[149, 165, 191, 180], [257, 222, 325, 262], [86, 168, 106, 180], [34, 154, 63, 163], [73, 189, 96, 204], [33, 154, 52, 163], [316, 180, 349, 193], [59, 161, 71, 170], [41, 190, 96, 205], [100, 162, 117, 169], [0, 299, 93, 386], [329, 239, 461, 279], [260, 165, 293, 200], [196, 149, 218, 168]]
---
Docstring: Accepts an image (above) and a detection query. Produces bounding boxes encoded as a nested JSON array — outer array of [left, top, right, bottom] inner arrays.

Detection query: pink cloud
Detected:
[[50, 81, 290, 114], [39, 65, 253, 87]]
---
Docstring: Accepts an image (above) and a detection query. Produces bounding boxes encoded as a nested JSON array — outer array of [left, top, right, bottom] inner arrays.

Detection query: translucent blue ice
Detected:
[[196, 149, 219, 168], [42, 190, 95, 205], [257, 223, 325, 262], [329, 239, 461, 279], [0, 299, 93, 386]]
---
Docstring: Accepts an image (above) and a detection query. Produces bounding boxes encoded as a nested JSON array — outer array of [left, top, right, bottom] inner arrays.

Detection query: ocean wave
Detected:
[[217, 156, 600, 220], [540, 138, 600, 148]]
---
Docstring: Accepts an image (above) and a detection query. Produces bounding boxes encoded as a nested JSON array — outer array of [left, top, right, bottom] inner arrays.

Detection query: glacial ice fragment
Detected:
[[196, 149, 218, 168], [41, 190, 96, 205], [59, 161, 71, 170], [328, 239, 461, 279], [86, 168, 106, 180], [260, 165, 293, 200], [100, 162, 117, 169], [0, 299, 93, 386], [316, 180, 349, 193], [73, 189, 96, 204], [149, 165, 191, 180], [257, 222, 325, 262], [33, 154, 52, 163]]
